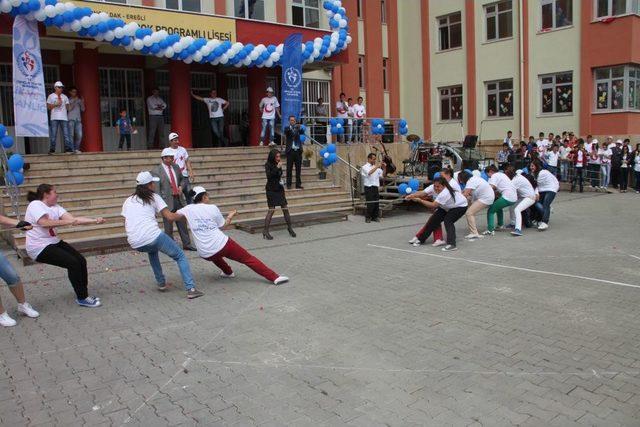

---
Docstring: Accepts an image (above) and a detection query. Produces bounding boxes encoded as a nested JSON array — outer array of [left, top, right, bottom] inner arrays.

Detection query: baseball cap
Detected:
[[192, 186, 207, 197], [54, 81, 64, 88], [266, 87, 274, 93], [616, 139, 623, 144], [161, 147, 176, 157], [136, 171, 160, 185], [168, 132, 179, 141]]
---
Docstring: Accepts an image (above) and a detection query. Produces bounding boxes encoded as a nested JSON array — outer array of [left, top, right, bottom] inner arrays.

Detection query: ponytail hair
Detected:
[[436, 176, 456, 197], [27, 184, 53, 202], [132, 184, 155, 205]]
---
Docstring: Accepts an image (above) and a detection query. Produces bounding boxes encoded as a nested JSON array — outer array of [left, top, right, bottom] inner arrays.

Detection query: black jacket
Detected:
[[611, 147, 623, 168], [284, 124, 302, 154], [265, 162, 283, 192]]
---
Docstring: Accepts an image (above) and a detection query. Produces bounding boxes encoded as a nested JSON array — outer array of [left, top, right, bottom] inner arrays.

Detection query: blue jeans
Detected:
[[260, 118, 275, 144], [68, 119, 83, 151], [0, 253, 20, 287], [600, 164, 611, 188], [535, 191, 556, 224], [560, 161, 569, 181], [49, 119, 73, 152], [209, 117, 226, 147], [135, 233, 195, 290]]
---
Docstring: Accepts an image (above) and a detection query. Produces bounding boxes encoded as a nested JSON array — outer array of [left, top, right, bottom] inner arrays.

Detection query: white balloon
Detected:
[[339, 19, 347, 28], [336, 123, 342, 129], [70, 21, 81, 31], [329, 42, 337, 51], [164, 47, 174, 57], [114, 27, 124, 38], [313, 49, 320, 58], [243, 56, 252, 66], [201, 46, 211, 56], [324, 152, 330, 159], [34, 9, 46, 21], [184, 58, 193, 64], [64, 2, 75, 11], [327, 11, 334, 18], [219, 54, 228, 64], [60, 23, 71, 32], [0, 2, 11, 13], [54, 2, 65, 13], [173, 42, 183, 53], [333, 14, 342, 21], [99, 12, 109, 21], [104, 31, 114, 41], [211, 58, 220, 66], [90, 13, 100, 25], [124, 43, 134, 52], [133, 39, 144, 50], [346, 35, 352, 44], [276, 44, 284, 54], [270, 52, 279, 61], [44, 5, 56, 17], [193, 52, 202, 62], [143, 35, 153, 47], [95, 34, 104, 41], [335, 1, 342, 7], [264, 59, 273, 67], [249, 50, 260, 60]]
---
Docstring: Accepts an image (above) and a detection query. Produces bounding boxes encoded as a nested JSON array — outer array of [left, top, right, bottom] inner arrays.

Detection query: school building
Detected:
[[0, 0, 639, 153]]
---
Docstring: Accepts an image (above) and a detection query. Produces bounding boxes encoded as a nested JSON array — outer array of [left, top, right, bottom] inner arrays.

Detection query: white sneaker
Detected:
[[432, 239, 446, 247], [0, 311, 16, 327], [408, 237, 419, 244], [538, 222, 549, 231], [274, 276, 289, 285], [465, 233, 482, 240], [411, 241, 422, 247], [17, 303, 39, 318], [220, 272, 236, 278], [442, 245, 458, 252], [74, 150, 82, 154], [259, 142, 264, 146], [482, 230, 495, 236]]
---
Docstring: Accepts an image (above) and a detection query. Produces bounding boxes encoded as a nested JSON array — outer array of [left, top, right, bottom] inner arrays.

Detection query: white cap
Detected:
[[168, 132, 179, 141], [136, 171, 159, 185], [192, 186, 207, 198], [616, 139, 623, 144], [592, 138, 599, 144], [54, 81, 64, 88], [161, 147, 176, 157], [266, 87, 274, 93]]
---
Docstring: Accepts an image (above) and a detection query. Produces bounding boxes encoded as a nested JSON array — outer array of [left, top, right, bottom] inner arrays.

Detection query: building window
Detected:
[[99, 68, 145, 128], [381, 0, 387, 23], [358, 55, 365, 89], [191, 72, 216, 129], [595, 65, 640, 111], [382, 58, 389, 91], [486, 79, 513, 117], [485, 1, 513, 41], [292, 0, 320, 28], [595, 0, 640, 17], [302, 79, 331, 119], [540, 72, 573, 114], [438, 12, 462, 51], [357, 0, 362, 18], [165, 0, 200, 12], [155, 70, 171, 125], [439, 85, 463, 121], [541, 0, 572, 30], [0, 63, 58, 126], [235, 0, 264, 20], [225, 74, 248, 146]]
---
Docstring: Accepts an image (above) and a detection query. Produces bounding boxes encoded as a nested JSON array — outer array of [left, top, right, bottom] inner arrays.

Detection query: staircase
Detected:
[[2, 147, 352, 259]]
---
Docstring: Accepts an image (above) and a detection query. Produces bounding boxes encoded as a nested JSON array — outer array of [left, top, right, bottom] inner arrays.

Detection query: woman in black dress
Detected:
[[264, 149, 296, 240]]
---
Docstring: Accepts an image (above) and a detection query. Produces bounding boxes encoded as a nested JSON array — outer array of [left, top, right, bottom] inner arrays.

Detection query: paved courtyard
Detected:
[[1, 191, 640, 426]]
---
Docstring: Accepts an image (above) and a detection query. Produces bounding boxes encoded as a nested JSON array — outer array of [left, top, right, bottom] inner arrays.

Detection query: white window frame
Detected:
[[302, 79, 331, 120], [540, 0, 573, 31], [485, 0, 513, 41], [164, 0, 201, 12], [235, 0, 265, 20], [594, 64, 640, 112], [292, 0, 320, 28], [0, 63, 59, 126], [439, 85, 463, 122], [155, 70, 171, 125], [594, 0, 640, 18], [437, 12, 462, 52], [486, 79, 514, 118], [539, 71, 573, 115], [225, 73, 248, 126], [190, 71, 216, 128]]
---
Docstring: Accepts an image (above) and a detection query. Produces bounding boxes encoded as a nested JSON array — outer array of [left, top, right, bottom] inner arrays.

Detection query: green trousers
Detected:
[[487, 197, 515, 231]]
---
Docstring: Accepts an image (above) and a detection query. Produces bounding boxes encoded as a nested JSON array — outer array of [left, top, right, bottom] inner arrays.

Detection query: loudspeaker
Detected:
[[382, 124, 395, 143], [463, 135, 478, 148]]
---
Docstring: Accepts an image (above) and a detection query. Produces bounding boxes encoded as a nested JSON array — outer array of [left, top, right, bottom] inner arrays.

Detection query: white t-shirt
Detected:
[[335, 101, 349, 119], [512, 174, 536, 199], [203, 97, 227, 118], [172, 146, 190, 177], [584, 142, 593, 153], [147, 95, 166, 116], [537, 169, 560, 193], [423, 178, 460, 196], [25, 201, 67, 260], [47, 93, 69, 121], [121, 194, 167, 249], [546, 151, 560, 167], [177, 204, 229, 258], [634, 154, 640, 172], [435, 188, 468, 211], [353, 104, 366, 119], [536, 139, 550, 150], [260, 96, 280, 120], [489, 172, 518, 202], [598, 148, 612, 165], [504, 137, 513, 149], [465, 176, 495, 205], [361, 163, 384, 187]]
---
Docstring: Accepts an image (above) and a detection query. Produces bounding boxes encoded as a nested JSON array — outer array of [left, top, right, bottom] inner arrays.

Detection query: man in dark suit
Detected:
[[285, 115, 304, 189], [152, 148, 196, 251]]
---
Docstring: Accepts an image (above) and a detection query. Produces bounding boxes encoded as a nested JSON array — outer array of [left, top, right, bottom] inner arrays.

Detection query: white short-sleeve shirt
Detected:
[[260, 96, 280, 120], [203, 97, 227, 118], [536, 169, 560, 193], [172, 146, 190, 177], [121, 194, 167, 249], [361, 163, 384, 187], [488, 172, 518, 202], [465, 176, 495, 205], [25, 201, 67, 260], [512, 174, 536, 199], [434, 188, 468, 211], [177, 204, 229, 258], [47, 93, 69, 121]]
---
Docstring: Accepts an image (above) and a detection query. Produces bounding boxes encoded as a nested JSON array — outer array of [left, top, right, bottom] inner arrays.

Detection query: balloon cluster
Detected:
[[370, 119, 386, 135], [329, 118, 345, 136], [1, 0, 353, 68], [319, 143, 338, 167], [298, 124, 306, 143], [0, 124, 25, 186], [398, 119, 409, 136], [398, 177, 420, 196]]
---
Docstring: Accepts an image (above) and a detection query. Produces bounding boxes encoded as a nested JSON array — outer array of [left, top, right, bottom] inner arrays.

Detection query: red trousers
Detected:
[[205, 238, 279, 282], [415, 224, 443, 241]]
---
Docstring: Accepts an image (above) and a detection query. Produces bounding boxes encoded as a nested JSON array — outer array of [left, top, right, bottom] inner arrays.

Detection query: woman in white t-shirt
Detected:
[[597, 144, 612, 190], [24, 184, 105, 308], [484, 165, 518, 235], [504, 166, 536, 236], [174, 187, 289, 286], [457, 171, 495, 240], [529, 160, 559, 231], [121, 172, 204, 299], [409, 177, 468, 251]]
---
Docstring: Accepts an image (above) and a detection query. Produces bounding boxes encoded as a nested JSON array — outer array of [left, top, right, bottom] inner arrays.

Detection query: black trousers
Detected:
[[364, 186, 380, 220], [36, 241, 88, 300], [417, 207, 467, 246], [620, 168, 629, 191], [287, 149, 302, 188], [118, 134, 131, 150], [572, 167, 584, 192], [611, 166, 621, 187]]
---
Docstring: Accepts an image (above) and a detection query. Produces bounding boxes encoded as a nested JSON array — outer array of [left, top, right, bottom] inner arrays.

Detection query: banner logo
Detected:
[[16, 50, 41, 78], [285, 67, 301, 88]]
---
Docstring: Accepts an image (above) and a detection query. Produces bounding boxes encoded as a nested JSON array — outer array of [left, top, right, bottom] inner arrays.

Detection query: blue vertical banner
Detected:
[[12, 16, 48, 137], [281, 33, 303, 131]]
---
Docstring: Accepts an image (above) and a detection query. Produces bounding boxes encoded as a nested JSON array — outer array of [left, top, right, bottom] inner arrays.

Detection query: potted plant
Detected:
[[316, 158, 327, 180], [303, 149, 313, 167]]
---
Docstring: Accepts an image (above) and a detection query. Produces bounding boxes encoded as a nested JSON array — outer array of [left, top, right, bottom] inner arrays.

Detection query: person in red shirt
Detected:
[[569, 139, 587, 193]]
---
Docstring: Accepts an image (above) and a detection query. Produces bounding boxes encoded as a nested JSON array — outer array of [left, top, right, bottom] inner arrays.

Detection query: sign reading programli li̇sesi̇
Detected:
[[47, 0, 236, 42]]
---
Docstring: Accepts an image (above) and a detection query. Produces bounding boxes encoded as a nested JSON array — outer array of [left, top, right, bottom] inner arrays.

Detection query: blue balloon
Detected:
[[44, 0, 56, 5], [121, 35, 131, 46], [329, 118, 337, 127], [88, 26, 99, 37], [97, 22, 108, 33], [29, 0, 41, 11], [399, 119, 407, 128], [299, 134, 306, 143], [323, 158, 332, 167], [1, 135, 14, 149], [319, 148, 328, 157], [327, 143, 336, 154], [150, 44, 160, 54], [18, 3, 30, 14], [408, 178, 420, 191], [135, 28, 145, 39], [77, 28, 87, 36], [398, 183, 409, 195], [433, 172, 441, 180], [299, 125, 306, 134], [8, 154, 24, 172], [522, 167, 529, 174], [0, 124, 6, 136], [53, 15, 64, 26], [111, 39, 120, 46], [73, 7, 84, 19], [481, 172, 489, 181], [6, 171, 24, 186], [400, 127, 408, 135], [328, 153, 338, 163]]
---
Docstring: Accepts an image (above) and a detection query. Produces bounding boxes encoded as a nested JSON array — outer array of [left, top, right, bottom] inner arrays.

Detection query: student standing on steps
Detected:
[[168, 133, 195, 204], [0, 215, 39, 327], [24, 184, 105, 308], [174, 186, 289, 286], [122, 172, 204, 299]]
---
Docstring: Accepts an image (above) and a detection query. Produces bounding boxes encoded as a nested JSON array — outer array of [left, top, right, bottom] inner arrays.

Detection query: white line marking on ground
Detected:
[[368, 244, 640, 290], [627, 253, 640, 261]]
